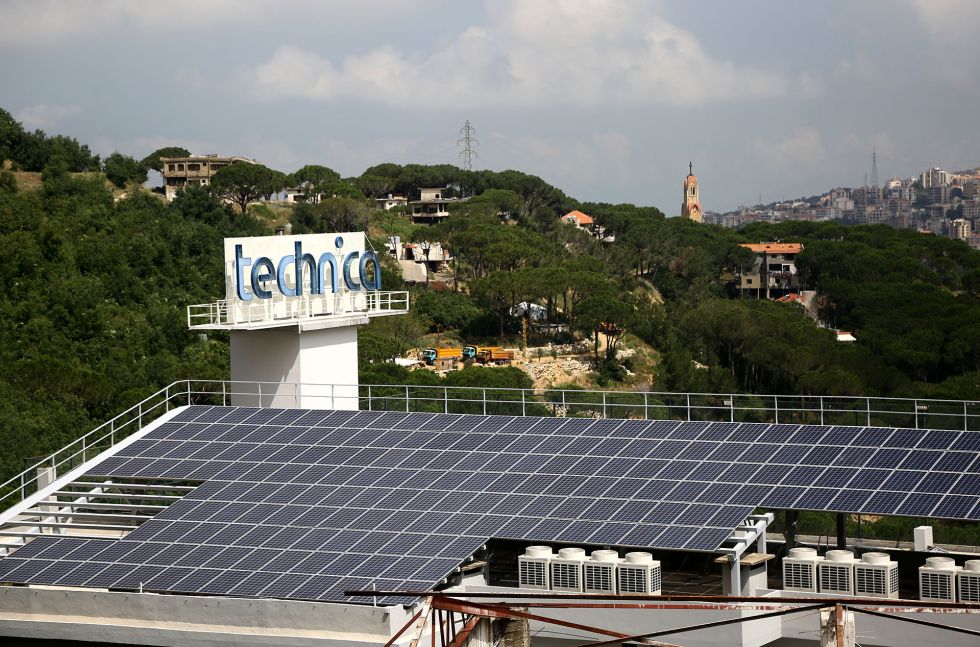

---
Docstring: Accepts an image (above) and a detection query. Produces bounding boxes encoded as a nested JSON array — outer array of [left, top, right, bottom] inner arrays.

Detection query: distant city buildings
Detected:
[[704, 160, 980, 250]]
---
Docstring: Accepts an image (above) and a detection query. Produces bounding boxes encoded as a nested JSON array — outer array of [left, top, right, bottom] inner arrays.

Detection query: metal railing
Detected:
[[186, 290, 409, 329], [2, 380, 977, 511]]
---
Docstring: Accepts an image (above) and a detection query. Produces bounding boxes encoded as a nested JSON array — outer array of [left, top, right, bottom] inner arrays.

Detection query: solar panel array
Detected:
[[1, 406, 978, 605]]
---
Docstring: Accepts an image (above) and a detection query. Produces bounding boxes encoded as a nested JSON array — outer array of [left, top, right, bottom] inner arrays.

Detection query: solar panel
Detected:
[[5, 405, 980, 607]]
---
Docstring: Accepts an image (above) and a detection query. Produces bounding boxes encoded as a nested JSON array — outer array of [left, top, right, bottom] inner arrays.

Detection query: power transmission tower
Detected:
[[457, 120, 479, 171]]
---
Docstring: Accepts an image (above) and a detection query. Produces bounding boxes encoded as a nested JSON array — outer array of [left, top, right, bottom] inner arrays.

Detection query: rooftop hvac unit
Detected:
[[919, 556, 959, 602], [818, 550, 856, 596], [583, 550, 619, 594], [782, 547, 822, 593], [854, 552, 899, 599], [617, 552, 662, 595], [957, 560, 980, 603], [550, 548, 586, 592], [518, 546, 553, 590]]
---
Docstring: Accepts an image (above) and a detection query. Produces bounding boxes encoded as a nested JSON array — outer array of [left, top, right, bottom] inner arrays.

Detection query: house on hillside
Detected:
[[159, 154, 254, 201], [561, 210, 595, 231], [736, 242, 804, 298], [376, 194, 408, 211], [409, 188, 451, 224]]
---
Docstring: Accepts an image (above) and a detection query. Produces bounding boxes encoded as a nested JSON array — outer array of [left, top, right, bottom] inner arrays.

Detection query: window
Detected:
[[691, 186, 696, 196]]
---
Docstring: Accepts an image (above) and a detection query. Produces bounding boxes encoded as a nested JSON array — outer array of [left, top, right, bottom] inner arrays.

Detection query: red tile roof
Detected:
[[741, 242, 803, 254], [562, 210, 594, 225]]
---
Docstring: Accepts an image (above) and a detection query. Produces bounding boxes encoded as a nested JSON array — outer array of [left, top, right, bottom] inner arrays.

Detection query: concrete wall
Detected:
[[230, 325, 359, 410], [0, 586, 411, 647]]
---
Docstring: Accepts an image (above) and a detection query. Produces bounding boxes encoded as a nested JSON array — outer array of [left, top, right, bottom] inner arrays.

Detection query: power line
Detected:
[[457, 120, 479, 171]]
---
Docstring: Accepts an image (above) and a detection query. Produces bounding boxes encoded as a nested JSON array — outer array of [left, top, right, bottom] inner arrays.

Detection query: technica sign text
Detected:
[[234, 236, 381, 301]]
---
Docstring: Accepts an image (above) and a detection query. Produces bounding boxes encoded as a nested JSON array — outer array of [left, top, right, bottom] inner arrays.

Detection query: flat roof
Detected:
[[741, 243, 803, 254], [1, 406, 977, 606]]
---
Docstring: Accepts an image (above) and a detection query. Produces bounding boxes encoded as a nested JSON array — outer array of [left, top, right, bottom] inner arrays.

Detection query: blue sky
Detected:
[[2, 0, 978, 212]]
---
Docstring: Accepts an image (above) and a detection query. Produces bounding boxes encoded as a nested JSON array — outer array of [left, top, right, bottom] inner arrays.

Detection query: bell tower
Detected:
[[681, 161, 702, 222]]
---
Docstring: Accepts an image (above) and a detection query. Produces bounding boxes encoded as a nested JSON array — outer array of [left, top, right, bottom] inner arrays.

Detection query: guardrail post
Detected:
[[165, 384, 170, 413], [644, 393, 649, 420], [522, 390, 526, 417], [258, 382, 263, 408], [222, 382, 227, 407], [601, 391, 606, 419], [730, 396, 735, 423], [914, 399, 919, 429], [444, 388, 448, 414], [774, 396, 779, 424], [367, 385, 373, 411], [866, 397, 871, 426], [965, 401, 969, 432], [819, 396, 825, 425], [405, 386, 409, 413], [483, 389, 487, 416], [686, 393, 691, 421], [138, 401, 143, 429]]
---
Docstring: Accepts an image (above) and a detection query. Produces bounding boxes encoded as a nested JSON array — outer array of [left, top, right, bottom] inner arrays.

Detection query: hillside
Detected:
[[1, 109, 979, 485]]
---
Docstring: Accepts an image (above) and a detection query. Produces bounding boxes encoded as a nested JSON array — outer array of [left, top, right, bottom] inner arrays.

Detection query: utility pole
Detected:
[[457, 120, 479, 171]]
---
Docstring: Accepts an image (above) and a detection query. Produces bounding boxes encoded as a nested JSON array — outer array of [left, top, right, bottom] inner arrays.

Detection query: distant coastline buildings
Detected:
[[703, 157, 980, 250]]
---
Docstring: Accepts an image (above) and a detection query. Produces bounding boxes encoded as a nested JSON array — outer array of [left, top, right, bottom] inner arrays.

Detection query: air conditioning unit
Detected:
[[617, 552, 662, 595], [550, 547, 586, 592], [957, 560, 980, 603], [818, 550, 856, 596], [782, 547, 821, 593], [583, 549, 619, 594], [518, 546, 553, 590], [919, 556, 959, 602], [854, 552, 899, 599]]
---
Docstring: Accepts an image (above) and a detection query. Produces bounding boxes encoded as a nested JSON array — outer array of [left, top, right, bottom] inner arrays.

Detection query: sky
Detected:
[[2, 0, 979, 212]]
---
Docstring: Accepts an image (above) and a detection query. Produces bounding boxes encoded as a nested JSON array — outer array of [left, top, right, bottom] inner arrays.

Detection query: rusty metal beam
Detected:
[[345, 589, 979, 611], [851, 607, 980, 639], [432, 597, 682, 647], [446, 616, 481, 647], [573, 603, 829, 647], [383, 606, 425, 647]]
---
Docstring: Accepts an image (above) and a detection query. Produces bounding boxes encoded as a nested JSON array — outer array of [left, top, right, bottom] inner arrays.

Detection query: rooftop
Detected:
[[741, 242, 803, 254]]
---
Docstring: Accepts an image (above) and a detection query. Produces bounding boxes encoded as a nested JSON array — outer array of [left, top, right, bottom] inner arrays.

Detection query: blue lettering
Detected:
[[318, 252, 339, 294], [343, 251, 361, 290], [235, 244, 252, 301], [294, 241, 319, 295], [250, 257, 275, 299], [276, 254, 297, 297], [359, 251, 382, 290]]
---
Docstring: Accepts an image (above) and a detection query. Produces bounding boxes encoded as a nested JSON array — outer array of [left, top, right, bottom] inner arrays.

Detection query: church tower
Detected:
[[681, 162, 702, 222]]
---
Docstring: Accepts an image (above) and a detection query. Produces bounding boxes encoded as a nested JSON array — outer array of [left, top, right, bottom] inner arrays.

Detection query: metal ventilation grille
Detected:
[[583, 563, 614, 593], [920, 572, 954, 601], [960, 574, 980, 603], [519, 561, 547, 588], [819, 564, 852, 594], [550, 562, 580, 590], [618, 566, 652, 593], [855, 567, 888, 596], [783, 562, 815, 590]]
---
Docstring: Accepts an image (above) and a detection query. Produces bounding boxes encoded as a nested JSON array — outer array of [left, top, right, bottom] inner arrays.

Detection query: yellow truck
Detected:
[[422, 347, 463, 364]]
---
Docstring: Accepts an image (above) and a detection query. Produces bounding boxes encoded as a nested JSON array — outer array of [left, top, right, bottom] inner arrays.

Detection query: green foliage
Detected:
[[289, 164, 340, 203], [0, 109, 100, 173], [412, 289, 484, 333], [0, 170, 15, 193], [0, 170, 268, 482], [103, 152, 148, 189], [290, 197, 371, 233], [139, 146, 191, 173], [210, 161, 286, 213]]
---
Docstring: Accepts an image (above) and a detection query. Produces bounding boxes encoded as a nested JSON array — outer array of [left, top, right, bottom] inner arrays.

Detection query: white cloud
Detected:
[[15, 104, 81, 130], [0, 0, 427, 47], [246, 0, 789, 108], [752, 128, 827, 166]]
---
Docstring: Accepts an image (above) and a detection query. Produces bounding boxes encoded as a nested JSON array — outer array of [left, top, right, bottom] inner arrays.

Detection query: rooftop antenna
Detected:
[[870, 148, 879, 188], [457, 120, 479, 171]]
